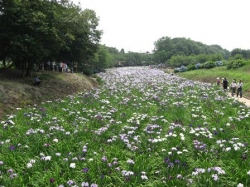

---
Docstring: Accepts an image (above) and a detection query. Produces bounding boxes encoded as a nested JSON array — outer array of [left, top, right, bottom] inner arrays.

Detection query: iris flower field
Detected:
[[0, 67, 249, 187]]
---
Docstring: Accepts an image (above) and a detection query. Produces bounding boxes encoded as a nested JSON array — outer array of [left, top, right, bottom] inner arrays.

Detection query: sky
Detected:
[[72, 0, 250, 53]]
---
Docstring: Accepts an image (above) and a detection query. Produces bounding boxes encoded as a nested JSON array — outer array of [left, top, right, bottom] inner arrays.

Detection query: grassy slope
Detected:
[[0, 69, 98, 120], [176, 64, 250, 98]]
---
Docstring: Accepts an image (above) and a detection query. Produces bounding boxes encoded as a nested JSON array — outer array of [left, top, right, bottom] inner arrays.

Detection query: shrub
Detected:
[[195, 63, 203, 69], [187, 64, 196, 71], [226, 61, 233, 69], [227, 59, 245, 69], [204, 61, 215, 69], [179, 65, 187, 72], [82, 68, 94, 75], [232, 59, 245, 69], [221, 60, 228, 66], [174, 68, 180, 73], [174, 65, 187, 73], [214, 61, 223, 66]]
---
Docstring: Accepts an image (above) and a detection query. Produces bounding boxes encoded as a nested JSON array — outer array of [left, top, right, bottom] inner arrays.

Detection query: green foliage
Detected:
[[92, 45, 108, 72], [204, 61, 215, 69], [174, 65, 187, 72], [167, 54, 224, 68], [1, 67, 250, 186], [231, 48, 250, 59], [187, 64, 196, 71], [196, 54, 210, 63], [95, 45, 153, 68], [209, 53, 223, 61], [153, 37, 230, 65], [233, 54, 244, 60], [227, 59, 245, 69], [0, 0, 102, 75], [226, 62, 233, 69], [178, 63, 250, 98], [214, 61, 224, 67], [195, 63, 204, 69]]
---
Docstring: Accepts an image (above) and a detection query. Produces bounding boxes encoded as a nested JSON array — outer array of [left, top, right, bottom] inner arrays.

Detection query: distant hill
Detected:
[[153, 37, 231, 64]]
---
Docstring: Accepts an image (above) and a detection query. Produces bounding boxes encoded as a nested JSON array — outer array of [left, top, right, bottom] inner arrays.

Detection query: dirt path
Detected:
[[227, 93, 250, 107], [236, 97, 250, 107]]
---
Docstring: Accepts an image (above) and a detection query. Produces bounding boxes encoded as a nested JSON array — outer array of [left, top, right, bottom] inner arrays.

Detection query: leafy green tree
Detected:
[[231, 48, 250, 59], [209, 54, 223, 61], [0, 0, 19, 68], [77, 9, 102, 72], [153, 36, 174, 63], [195, 54, 210, 63], [8, 0, 53, 76], [0, 0, 102, 76], [93, 45, 108, 72]]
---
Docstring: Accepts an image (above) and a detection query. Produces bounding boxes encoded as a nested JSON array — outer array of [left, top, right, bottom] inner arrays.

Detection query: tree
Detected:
[[153, 37, 230, 67], [93, 45, 108, 72], [231, 48, 250, 59], [0, 0, 18, 68], [76, 9, 102, 72], [120, 48, 125, 54], [0, 0, 102, 76]]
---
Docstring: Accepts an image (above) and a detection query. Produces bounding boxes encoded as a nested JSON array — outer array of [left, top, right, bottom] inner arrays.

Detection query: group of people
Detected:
[[216, 77, 243, 98], [35, 61, 78, 73]]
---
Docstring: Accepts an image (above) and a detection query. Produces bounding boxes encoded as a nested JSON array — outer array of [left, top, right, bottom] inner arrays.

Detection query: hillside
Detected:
[[0, 69, 98, 120], [176, 64, 250, 98]]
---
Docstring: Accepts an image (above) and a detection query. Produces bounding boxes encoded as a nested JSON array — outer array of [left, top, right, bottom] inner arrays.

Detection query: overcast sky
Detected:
[[72, 0, 250, 53]]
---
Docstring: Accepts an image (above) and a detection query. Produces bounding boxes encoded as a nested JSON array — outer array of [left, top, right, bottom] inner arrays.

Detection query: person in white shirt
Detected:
[[236, 80, 243, 98], [230, 79, 237, 96]]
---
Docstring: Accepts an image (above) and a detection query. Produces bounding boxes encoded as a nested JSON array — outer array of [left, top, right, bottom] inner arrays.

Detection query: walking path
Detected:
[[227, 93, 250, 107]]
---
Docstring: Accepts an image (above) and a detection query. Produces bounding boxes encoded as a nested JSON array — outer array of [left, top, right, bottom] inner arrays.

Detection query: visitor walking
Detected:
[[230, 79, 237, 96], [216, 77, 220, 86], [222, 78, 229, 92], [236, 80, 243, 98]]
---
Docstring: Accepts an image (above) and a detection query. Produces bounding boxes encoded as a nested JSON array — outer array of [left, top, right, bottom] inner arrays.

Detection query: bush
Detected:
[[195, 63, 203, 69], [221, 60, 228, 66], [227, 59, 245, 69], [82, 68, 94, 75], [174, 68, 180, 73], [226, 61, 233, 69], [214, 61, 223, 66], [174, 65, 187, 73], [204, 61, 215, 69], [187, 64, 196, 71], [232, 59, 245, 68]]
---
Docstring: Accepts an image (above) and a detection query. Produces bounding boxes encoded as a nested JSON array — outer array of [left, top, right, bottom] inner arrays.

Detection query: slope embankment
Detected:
[[0, 69, 98, 120]]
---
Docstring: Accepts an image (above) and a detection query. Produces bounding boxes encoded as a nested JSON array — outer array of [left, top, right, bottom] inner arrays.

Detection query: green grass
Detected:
[[0, 67, 250, 187], [177, 64, 250, 98]]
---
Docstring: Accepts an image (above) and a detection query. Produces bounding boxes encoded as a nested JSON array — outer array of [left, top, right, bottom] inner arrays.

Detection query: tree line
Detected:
[[0, 0, 101, 76], [1, 0, 250, 76]]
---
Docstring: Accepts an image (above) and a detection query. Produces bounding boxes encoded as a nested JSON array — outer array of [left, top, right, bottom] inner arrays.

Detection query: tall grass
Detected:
[[0, 67, 249, 187]]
